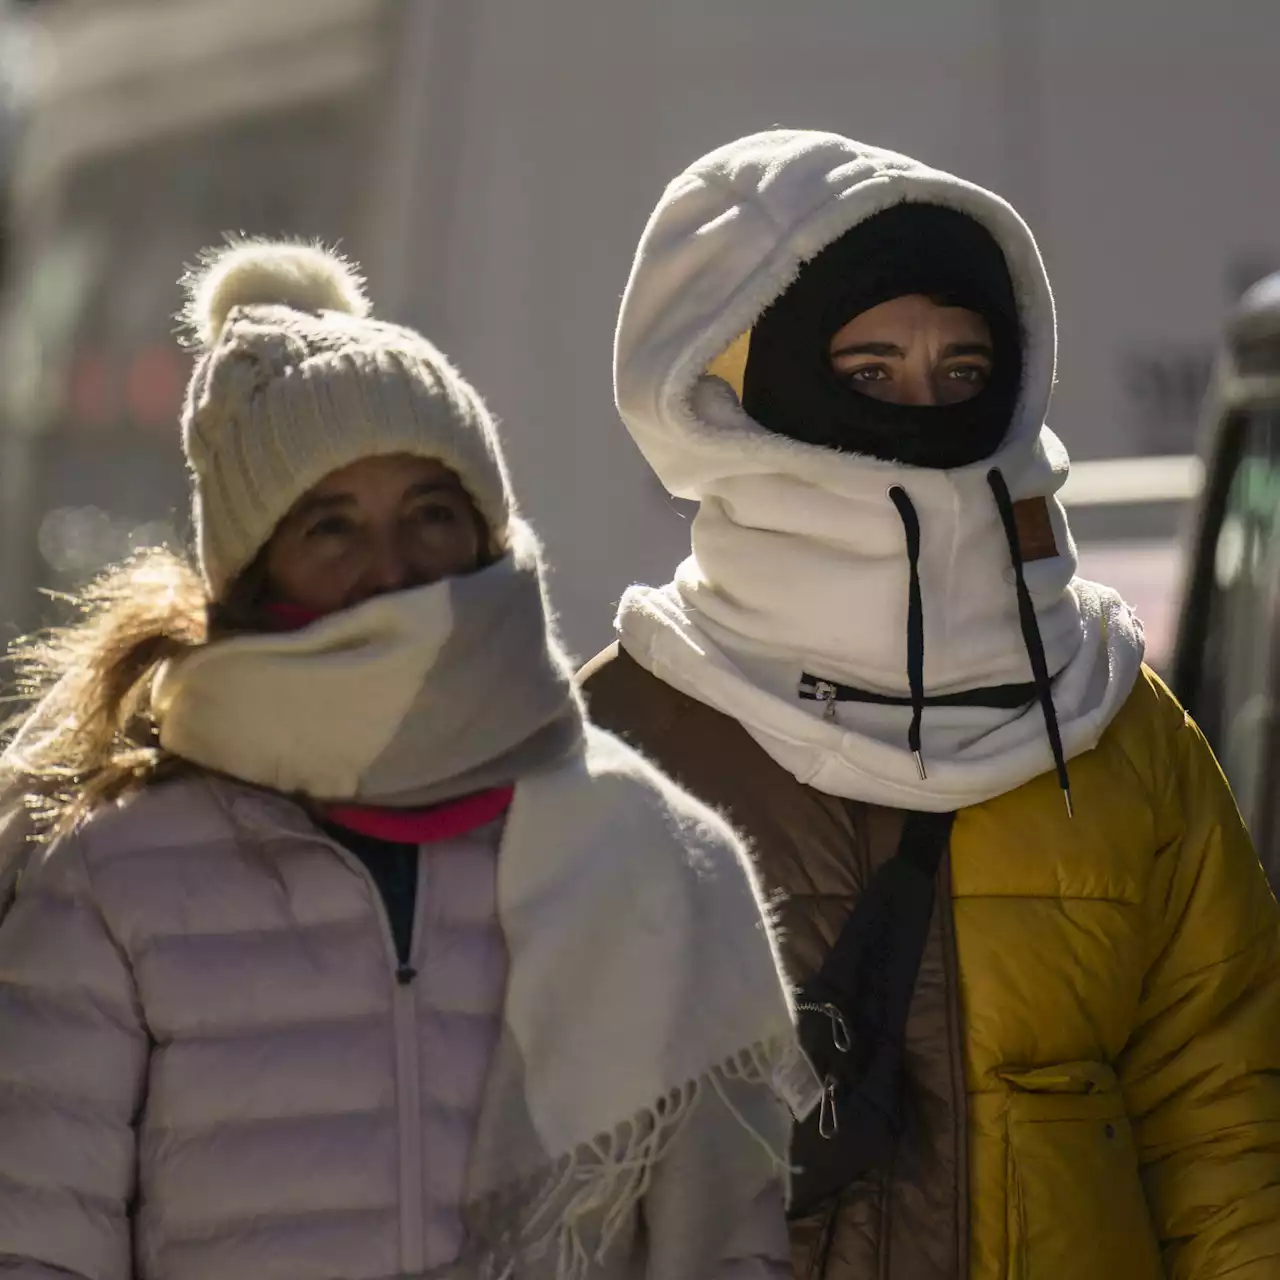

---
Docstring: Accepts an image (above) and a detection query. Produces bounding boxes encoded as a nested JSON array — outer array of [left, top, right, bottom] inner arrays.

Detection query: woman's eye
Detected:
[[410, 503, 458, 526], [946, 365, 989, 383], [845, 366, 888, 382], [305, 515, 355, 540]]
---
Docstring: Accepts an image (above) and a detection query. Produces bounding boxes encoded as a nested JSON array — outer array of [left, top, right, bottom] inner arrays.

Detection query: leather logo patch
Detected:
[[1011, 497, 1058, 562]]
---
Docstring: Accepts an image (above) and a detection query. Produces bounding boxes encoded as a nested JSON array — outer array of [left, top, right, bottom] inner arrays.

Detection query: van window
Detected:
[[1195, 405, 1280, 863]]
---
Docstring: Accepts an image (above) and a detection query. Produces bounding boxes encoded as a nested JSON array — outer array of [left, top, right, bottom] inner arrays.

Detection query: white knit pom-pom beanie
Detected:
[[179, 239, 514, 597]]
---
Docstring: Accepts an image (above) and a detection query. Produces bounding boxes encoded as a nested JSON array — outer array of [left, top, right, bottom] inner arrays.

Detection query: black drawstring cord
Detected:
[[986, 468, 1074, 817], [887, 486, 927, 781], [826, 477, 1072, 814]]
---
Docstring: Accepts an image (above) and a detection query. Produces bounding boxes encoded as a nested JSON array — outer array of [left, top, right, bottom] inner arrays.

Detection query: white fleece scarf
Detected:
[[151, 521, 797, 1278], [612, 130, 1146, 813]]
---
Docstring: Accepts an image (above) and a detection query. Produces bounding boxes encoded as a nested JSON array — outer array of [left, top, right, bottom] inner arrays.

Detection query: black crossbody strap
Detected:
[[816, 809, 955, 1004], [788, 809, 957, 1218]]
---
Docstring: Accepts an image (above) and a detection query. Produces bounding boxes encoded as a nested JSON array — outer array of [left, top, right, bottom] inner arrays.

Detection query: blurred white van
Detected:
[[1062, 453, 1201, 674], [1171, 271, 1280, 884]]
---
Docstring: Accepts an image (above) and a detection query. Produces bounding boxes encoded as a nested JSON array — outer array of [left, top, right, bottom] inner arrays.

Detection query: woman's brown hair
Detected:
[[1, 474, 497, 843], [0, 549, 212, 841]]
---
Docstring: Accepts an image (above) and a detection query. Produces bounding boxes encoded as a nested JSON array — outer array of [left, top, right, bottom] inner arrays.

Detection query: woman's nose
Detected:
[[364, 535, 416, 595], [895, 373, 938, 406]]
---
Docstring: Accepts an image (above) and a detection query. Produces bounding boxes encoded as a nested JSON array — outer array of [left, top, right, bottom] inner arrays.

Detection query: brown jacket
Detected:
[[581, 643, 968, 1280]]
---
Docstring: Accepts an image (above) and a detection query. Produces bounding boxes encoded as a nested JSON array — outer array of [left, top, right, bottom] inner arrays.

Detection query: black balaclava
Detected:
[[741, 202, 1023, 470]]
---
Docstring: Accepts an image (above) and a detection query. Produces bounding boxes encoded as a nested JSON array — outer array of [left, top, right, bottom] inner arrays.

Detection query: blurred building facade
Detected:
[[1, 0, 1278, 659], [0, 0, 392, 646]]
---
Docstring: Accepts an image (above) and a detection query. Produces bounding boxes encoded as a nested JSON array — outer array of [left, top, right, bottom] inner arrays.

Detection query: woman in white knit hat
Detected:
[[0, 240, 801, 1280]]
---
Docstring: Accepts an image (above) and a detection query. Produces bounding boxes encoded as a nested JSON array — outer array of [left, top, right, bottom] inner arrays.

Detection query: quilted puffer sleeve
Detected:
[[0, 834, 148, 1280], [1119, 699, 1280, 1279]]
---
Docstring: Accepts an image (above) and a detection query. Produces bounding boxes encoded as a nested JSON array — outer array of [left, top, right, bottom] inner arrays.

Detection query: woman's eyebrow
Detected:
[[830, 341, 906, 359], [942, 342, 995, 359], [404, 479, 462, 500], [289, 492, 355, 522]]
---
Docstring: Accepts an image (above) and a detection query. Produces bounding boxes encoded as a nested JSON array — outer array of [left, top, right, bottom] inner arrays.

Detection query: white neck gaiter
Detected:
[[619, 407, 1144, 812]]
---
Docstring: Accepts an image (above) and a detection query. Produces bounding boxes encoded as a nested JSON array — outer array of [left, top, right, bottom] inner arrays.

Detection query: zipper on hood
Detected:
[[801, 477, 1074, 813]]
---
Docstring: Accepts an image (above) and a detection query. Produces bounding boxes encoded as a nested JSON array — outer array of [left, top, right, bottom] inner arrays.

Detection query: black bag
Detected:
[[788, 808, 956, 1219]]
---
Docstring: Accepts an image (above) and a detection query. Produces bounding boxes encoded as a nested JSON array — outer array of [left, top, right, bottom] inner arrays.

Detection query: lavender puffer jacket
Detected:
[[0, 774, 786, 1279]]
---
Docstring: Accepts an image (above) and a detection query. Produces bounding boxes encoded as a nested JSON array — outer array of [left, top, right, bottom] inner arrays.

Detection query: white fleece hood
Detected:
[[614, 129, 1145, 812]]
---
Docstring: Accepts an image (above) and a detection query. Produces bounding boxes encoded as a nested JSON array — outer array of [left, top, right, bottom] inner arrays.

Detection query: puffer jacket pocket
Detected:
[[999, 1062, 1162, 1280]]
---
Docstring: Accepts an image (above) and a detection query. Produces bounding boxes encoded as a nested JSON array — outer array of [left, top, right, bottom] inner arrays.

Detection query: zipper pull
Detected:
[[827, 1004, 852, 1054], [818, 1076, 840, 1139], [814, 680, 838, 722], [796, 1000, 853, 1053]]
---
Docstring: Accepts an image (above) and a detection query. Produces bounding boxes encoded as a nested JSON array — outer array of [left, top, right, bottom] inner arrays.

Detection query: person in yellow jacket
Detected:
[[581, 128, 1280, 1280]]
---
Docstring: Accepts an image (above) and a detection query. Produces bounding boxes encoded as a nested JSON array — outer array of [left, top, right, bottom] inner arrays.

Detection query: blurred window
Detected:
[[1195, 406, 1280, 862], [0, 98, 372, 626]]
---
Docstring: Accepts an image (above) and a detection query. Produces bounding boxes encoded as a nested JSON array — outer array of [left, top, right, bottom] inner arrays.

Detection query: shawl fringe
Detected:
[[469, 1039, 791, 1280]]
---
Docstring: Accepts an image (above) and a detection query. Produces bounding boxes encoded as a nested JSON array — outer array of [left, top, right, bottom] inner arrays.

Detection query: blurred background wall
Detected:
[[0, 0, 1276, 661]]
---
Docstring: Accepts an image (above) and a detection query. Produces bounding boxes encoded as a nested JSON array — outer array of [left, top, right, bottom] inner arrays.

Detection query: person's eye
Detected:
[[305, 515, 356, 540], [410, 502, 459, 526], [843, 365, 889, 383], [946, 365, 989, 383]]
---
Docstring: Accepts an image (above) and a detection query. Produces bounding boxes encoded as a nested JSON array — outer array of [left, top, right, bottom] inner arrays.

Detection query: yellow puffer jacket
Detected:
[[583, 649, 1280, 1280], [958, 668, 1280, 1278]]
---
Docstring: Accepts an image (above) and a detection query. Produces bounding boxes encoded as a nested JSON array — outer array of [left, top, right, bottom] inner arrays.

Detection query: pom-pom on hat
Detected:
[[181, 241, 372, 347], [179, 238, 513, 596]]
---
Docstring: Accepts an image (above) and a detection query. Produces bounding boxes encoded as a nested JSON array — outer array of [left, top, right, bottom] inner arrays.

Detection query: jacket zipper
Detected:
[[393, 856, 426, 1276], [241, 811, 427, 1276]]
